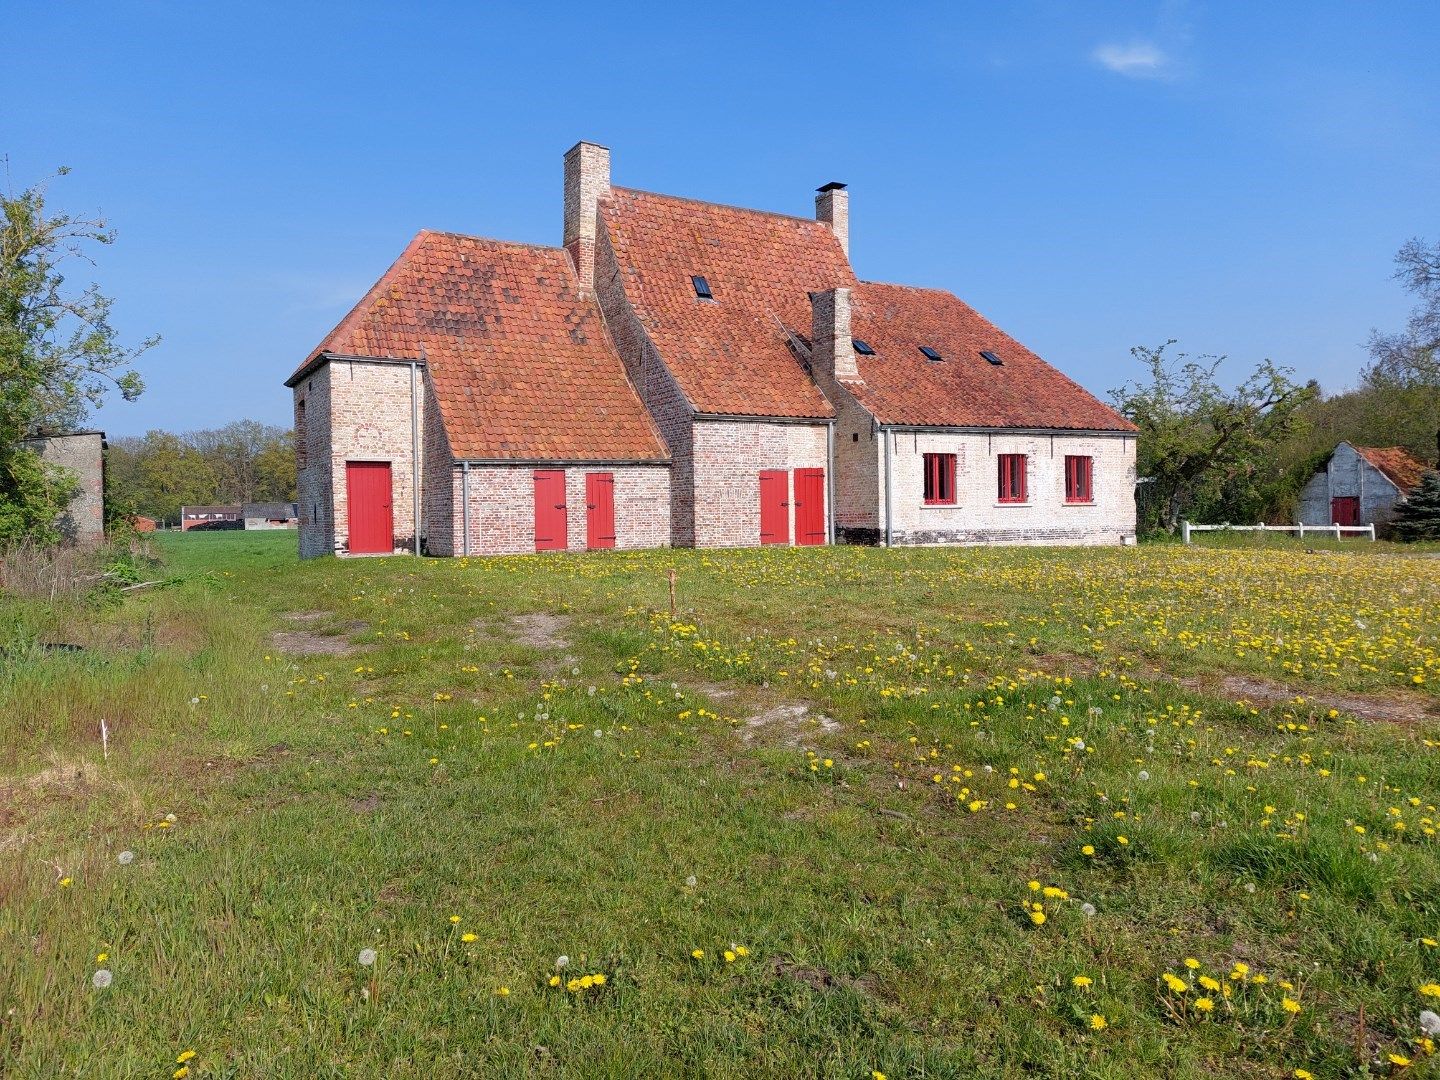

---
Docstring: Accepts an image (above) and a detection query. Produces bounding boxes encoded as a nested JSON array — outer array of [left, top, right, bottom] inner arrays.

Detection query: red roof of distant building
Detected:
[[844, 283, 1136, 431], [600, 187, 853, 418], [289, 232, 667, 462], [1354, 445, 1429, 492]]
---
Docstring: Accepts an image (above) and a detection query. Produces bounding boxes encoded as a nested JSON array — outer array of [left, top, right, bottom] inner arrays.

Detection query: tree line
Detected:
[[105, 421, 296, 525]]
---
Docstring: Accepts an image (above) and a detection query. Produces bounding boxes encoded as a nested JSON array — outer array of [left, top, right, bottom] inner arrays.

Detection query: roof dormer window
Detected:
[[919, 346, 943, 362], [691, 275, 713, 300], [980, 350, 1004, 366], [852, 339, 875, 356]]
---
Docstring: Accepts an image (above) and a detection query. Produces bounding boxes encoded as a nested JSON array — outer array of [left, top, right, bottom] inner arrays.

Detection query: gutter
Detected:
[[461, 460, 471, 556], [882, 425, 893, 547], [410, 359, 422, 556], [825, 421, 835, 544]]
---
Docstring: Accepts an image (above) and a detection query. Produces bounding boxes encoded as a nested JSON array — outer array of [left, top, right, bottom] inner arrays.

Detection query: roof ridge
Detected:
[[607, 185, 825, 227], [417, 229, 565, 254]]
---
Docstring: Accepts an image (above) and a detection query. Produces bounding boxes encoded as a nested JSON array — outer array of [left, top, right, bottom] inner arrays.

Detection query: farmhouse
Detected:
[[286, 142, 1137, 557], [1298, 442, 1429, 536]]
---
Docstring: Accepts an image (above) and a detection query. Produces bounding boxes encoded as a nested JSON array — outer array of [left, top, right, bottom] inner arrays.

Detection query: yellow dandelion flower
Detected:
[[1088, 1013, 1107, 1030], [1194, 997, 1215, 1012], [691, 948, 705, 959], [1184, 958, 1200, 969], [461, 933, 477, 943], [1389, 1053, 1412, 1066], [1072, 975, 1093, 988], [1421, 983, 1440, 997], [548, 975, 561, 987], [1081, 845, 1095, 856], [1163, 974, 1188, 993], [1198, 976, 1221, 992], [1282, 997, 1301, 1014], [176, 1051, 196, 1063], [1029, 910, 1046, 926]]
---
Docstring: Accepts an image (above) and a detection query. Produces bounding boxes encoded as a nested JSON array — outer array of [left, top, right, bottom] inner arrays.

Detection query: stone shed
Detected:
[[1298, 442, 1430, 536], [18, 430, 106, 546]]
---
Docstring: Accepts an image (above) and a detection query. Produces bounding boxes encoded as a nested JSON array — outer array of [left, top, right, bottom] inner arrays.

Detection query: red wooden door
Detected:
[[759, 470, 789, 545], [585, 472, 615, 550], [345, 461, 393, 554], [534, 470, 568, 551], [793, 468, 826, 546], [1331, 496, 1360, 526]]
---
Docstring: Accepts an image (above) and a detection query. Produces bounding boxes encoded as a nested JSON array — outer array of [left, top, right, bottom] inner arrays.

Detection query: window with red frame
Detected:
[[997, 454, 1027, 503], [923, 453, 956, 505], [1065, 455, 1093, 503]]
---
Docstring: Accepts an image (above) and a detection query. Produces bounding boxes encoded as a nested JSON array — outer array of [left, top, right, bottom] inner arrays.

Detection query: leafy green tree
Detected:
[[1111, 341, 1315, 534], [1, 168, 154, 542], [1392, 470, 1440, 541]]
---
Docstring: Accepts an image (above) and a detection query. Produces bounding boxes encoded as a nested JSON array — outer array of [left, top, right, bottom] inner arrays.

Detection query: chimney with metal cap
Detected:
[[563, 140, 611, 294], [815, 182, 849, 258]]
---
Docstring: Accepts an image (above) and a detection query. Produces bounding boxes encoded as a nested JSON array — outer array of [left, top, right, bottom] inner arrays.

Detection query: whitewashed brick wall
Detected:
[[881, 429, 1136, 545]]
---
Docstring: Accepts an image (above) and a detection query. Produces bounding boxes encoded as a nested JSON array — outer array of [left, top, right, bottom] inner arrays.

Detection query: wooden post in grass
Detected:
[[667, 568, 677, 617], [1181, 520, 1191, 545]]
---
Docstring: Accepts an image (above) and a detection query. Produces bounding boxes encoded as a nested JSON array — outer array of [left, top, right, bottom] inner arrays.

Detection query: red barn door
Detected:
[[759, 470, 789, 545], [1331, 496, 1360, 526], [585, 472, 615, 550], [534, 470, 568, 551], [345, 461, 393, 554], [793, 468, 826, 546]]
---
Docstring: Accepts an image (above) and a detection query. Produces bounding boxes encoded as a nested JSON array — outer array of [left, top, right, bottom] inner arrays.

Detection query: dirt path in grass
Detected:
[[1035, 652, 1437, 726]]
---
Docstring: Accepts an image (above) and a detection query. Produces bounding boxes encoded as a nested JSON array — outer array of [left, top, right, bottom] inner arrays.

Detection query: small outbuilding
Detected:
[[180, 505, 242, 531], [18, 430, 106, 547], [243, 502, 299, 530], [1298, 442, 1429, 536]]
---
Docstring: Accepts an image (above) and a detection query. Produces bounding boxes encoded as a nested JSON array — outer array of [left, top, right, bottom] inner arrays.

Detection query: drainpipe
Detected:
[[461, 461, 471, 556], [410, 359, 422, 555], [882, 425, 893, 547], [825, 421, 835, 545]]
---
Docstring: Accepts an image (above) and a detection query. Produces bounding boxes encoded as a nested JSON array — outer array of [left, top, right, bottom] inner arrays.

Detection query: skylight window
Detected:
[[919, 346, 943, 362], [691, 275, 713, 299], [852, 339, 875, 356], [980, 350, 1004, 366]]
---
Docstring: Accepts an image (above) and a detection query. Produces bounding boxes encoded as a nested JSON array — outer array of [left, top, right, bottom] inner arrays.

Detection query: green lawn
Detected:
[[2, 531, 1439, 1078]]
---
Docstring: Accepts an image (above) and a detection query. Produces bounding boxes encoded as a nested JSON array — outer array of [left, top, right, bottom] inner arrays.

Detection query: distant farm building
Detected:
[[1298, 443, 1429, 536], [18, 430, 106, 547], [243, 502, 299, 530], [131, 516, 158, 533], [180, 505, 242, 531]]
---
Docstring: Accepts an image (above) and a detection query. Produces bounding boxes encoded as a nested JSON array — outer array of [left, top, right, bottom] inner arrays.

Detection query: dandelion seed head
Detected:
[[1421, 1009, 1440, 1036], [1080, 902, 1097, 917], [117, 851, 134, 865], [556, 955, 569, 970], [92, 969, 112, 989], [358, 948, 377, 967]]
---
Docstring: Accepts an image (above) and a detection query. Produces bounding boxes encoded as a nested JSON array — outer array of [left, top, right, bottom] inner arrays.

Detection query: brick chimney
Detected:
[[815, 182, 849, 258], [563, 141, 611, 294], [810, 287, 859, 383]]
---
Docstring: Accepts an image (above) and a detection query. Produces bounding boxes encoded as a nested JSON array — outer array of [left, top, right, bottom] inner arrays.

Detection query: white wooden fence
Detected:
[[1181, 520, 1376, 544]]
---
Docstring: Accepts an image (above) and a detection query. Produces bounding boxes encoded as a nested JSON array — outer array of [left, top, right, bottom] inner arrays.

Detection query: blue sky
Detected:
[[4, 1, 1437, 437]]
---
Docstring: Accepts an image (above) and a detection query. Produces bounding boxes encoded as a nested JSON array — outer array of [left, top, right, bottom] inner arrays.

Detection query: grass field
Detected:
[[3, 531, 1440, 1078]]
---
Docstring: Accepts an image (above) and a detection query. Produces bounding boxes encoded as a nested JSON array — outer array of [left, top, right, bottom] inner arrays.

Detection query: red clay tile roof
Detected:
[[600, 187, 854, 418], [1354, 445, 1429, 492], [289, 231, 667, 462], [844, 283, 1136, 431]]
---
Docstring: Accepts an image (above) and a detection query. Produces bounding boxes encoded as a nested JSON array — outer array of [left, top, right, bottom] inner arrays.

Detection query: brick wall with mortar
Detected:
[[870, 429, 1136, 545], [441, 464, 670, 555], [294, 358, 426, 557], [691, 418, 831, 547], [20, 432, 105, 547], [294, 364, 333, 558], [593, 224, 697, 545], [421, 367, 457, 555]]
